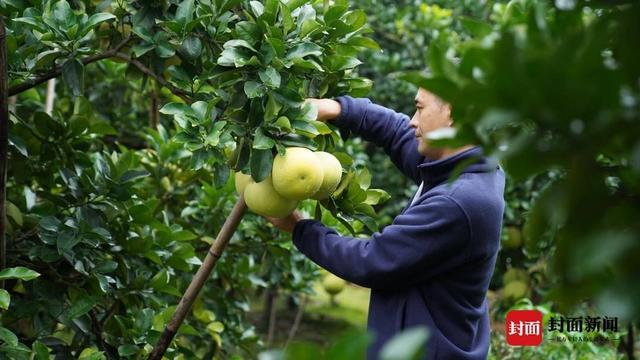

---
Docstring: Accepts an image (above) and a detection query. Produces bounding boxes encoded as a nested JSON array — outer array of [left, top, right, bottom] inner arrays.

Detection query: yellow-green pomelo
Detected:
[[244, 176, 298, 218], [272, 147, 323, 200], [503, 268, 528, 284], [502, 226, 523, 249], [234, 172, 253, 195], [502, 281, 530, 303], [322, 274, 346, 296], [311, 152, 343, 200]]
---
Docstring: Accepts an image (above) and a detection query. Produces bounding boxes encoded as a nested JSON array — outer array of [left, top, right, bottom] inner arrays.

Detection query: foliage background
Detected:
[[1, 0, 638, 359]]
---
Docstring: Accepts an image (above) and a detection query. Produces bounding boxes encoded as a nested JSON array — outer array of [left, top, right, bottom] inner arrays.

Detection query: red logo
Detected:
[[505, 310, 543, 346]]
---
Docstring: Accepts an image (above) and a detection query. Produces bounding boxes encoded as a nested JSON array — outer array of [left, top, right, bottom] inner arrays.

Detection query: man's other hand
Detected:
[[265, 210, 305, 233], [305, 98, 341, 122]]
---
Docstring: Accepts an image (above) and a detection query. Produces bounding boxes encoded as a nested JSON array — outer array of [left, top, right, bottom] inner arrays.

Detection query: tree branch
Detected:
[[1, 16, 9, 289], [285, 295, 307, 348], [112, 52, 192, 103], [90, 309, 119, 360], [8, 36, 132, 97]]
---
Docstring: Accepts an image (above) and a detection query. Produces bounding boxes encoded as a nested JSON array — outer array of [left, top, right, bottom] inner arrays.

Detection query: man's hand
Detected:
[[305, 98, 341, 122], [265, 210, 305, 233]]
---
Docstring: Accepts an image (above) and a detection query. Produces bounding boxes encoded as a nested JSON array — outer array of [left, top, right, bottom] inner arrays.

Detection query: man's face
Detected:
[[409, 88, 453, 159]]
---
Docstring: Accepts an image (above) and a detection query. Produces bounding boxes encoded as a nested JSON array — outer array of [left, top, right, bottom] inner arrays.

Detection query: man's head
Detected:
[[409, 87, 453, 159]]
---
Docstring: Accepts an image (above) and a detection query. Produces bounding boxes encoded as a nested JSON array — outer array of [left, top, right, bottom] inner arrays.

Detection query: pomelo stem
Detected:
[[148, 195, 247, 360]]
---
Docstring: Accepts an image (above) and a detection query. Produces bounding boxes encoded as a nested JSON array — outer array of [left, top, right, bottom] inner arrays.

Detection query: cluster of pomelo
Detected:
[[235, 147, 343, 218]]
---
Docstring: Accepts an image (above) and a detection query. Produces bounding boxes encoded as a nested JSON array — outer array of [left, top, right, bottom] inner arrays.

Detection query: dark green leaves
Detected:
[[175, 0, 196, 23], [62, 59, 84, 97], [250, 148, 273, 182], [66, 297, 99, 319], [286, 42, 323, 60], [259, 67, 281, 89], [244, 81, 265, 98], [0, 267, 40, 281], [0, 290, 10, 310]]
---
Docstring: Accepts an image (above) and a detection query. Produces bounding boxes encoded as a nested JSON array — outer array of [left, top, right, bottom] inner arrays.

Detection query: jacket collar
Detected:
[[417, 146, 497, 190]]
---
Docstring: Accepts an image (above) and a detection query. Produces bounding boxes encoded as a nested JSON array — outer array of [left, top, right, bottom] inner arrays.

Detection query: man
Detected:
[[266, 88, 505, 359]]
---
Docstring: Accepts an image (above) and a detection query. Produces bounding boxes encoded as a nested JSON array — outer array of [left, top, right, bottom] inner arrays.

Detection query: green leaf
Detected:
[[253, 127, 276, 149], [52, 0, 74, 28], [459, 16, 493, 37], [0, 326, 18, 346], [325, 330, 371, 360], [133, 43, 155, 57], [62, 58, 84, 97], [250, 148, 273, 182], [292, 120, 319, 136], [173, 230, 197, 241], [265, 94, 283, 121], [117, 345, 139, 357], [324, 5, 347, 25], [379, 327, 429, 360], [57, 231, 80, 253], [344, 10, 366, 30], [0, 289, 10, 310], [259, 67, 281, 89], [206, 321, 225, 333], [347, 36, 380, 50], [94, 261, 118, 274], [249, 1, 264, 17], [175, 0, 195, 23], [244, 81, 265, 98], [150, 269, 169, 290], [78, 348, 105, 360], [160, 103, 198, 118], [120, 170, 150, 183], [327, 55, 362, 72], [223, 39, 258, 53], [286, 42, 323, 60], [180, 36, 202, 60], [67, 297, 99, 319], [0, 267, 40, 281], [300, 19, 321, 38], [39, 216, 60, 232], [213, 163, 231, 189], [82, 13, 115, 35], [364, 189, 390, 205], [235, 21, 261, 44], [6, 201, 23, 227], [273, 116, 291, 131], [12, 17, 48, 33], [218, 48, 257, 67], [32, 341, 50, 360]]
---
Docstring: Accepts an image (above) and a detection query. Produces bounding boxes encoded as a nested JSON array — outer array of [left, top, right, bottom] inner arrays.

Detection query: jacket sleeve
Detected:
[[333, 96, 424, 184], [292, 195, 472, 290]]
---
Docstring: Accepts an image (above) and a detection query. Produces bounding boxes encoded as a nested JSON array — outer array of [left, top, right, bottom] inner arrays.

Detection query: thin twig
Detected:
[[112, 52, 192, 103], [8, 36, 132, 96], [285, 295, 307, 348], [90, 309, 119, 360], [266, 289, 278, 347]]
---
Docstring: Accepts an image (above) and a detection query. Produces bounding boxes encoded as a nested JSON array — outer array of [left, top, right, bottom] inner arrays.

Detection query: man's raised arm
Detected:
[[309, 96, 424, 184]]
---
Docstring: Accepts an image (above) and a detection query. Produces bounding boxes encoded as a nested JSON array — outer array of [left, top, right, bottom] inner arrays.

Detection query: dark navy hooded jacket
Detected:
[[292, 96, 505, 359]]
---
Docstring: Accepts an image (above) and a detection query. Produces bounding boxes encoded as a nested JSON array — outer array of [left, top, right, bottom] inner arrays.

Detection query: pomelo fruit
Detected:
[[311, 151, 343, 200], [272, 147, 323, 200], [234, 172, 253, 195], [244, 176, 297, 218]]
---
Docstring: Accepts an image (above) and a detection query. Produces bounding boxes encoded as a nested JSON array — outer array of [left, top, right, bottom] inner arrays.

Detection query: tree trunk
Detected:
[[0, 17, 10, 289], [266, 288, 278, 347]]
